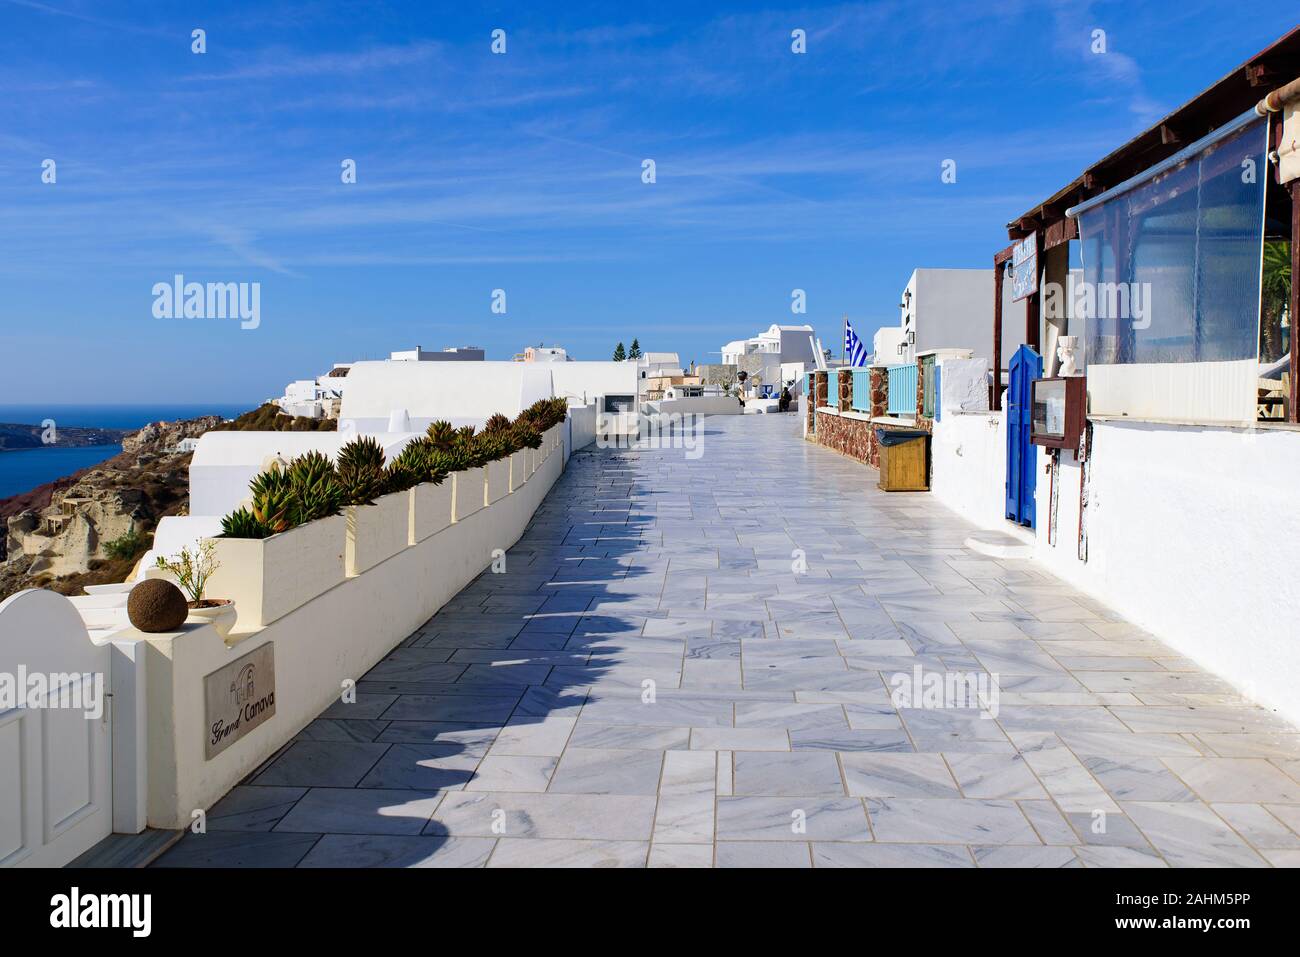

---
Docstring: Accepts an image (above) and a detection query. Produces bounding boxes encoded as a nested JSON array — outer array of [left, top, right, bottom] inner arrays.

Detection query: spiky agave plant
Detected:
[[336, 436, 386, 506], [483, 413, 512, 434], [385, 438, 431, 492], [220, 507, 275, 539], [426, 420, 456, 451], [511, 420, 543, 450], [426, 444, 467, 477], [252, 483, 294, 534], [473, 432, 507, 463], [286, 450, 342, 523], [243, 462, 294, 534]]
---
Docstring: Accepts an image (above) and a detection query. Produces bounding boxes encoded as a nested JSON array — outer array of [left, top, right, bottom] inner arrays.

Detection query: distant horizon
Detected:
[[2, 1, 1294, 403]]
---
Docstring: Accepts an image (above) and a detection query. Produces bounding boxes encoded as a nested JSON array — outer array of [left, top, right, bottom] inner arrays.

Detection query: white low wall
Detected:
[[930, 409, 1300, 726], [116, 444, 565, 829], [1037, 421, 1300, 724], [929, 411, 1007, 531], [567, 403, 597, 454], [645, 396, 743, 416]]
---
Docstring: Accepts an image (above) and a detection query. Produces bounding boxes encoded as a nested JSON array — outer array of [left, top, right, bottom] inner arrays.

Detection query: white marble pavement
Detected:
[[152, 415, 1300, 868]]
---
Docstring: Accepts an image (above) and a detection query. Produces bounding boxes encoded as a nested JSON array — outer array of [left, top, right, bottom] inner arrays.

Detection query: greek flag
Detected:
[[844, 319, 869, 367]]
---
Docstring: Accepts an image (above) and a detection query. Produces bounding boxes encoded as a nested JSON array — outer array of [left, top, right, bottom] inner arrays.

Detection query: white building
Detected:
[[336, 359, 638, 437], [636, 351, 683, 378], [389, 345, 485, 362], [277, 367, 350, 419], [720, 324, 819, 366], [881, 268, 1020, 368], [516, 345, 573, 363], [633, 351, 688, 395], [872, 325, 907, 363], [719, 324, 823, 396]]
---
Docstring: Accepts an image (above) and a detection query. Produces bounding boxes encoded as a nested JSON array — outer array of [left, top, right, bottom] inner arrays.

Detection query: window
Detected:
[[1077, 115, 1267, 366], [602, 394, 635, 413], [1071, 112, 1269, 422]]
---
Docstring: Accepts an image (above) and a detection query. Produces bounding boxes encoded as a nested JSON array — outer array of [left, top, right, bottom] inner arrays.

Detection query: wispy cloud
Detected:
[[187, 40, 442, 81]]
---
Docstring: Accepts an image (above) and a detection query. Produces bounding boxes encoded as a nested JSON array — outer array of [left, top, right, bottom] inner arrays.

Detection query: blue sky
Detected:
[[0, 0, 1294, 404]]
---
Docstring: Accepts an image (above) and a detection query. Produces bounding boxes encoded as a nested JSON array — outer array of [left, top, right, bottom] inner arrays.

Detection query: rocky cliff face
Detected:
[[0, 415, 218, 601], [121, 416, 223, 456]]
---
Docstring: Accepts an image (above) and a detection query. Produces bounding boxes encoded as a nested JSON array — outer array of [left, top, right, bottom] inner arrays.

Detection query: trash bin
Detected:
[[876, 428, 929, 491]]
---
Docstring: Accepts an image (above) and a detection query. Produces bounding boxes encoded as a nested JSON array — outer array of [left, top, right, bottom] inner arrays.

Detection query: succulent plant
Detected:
[[381, 439, 425, 492], [252, 484, 294, 534], [511, 421, 543, 450], [220, 507, 274, 539], [336, 436, 386, 506], [249, 462, 291, 500], [426, 420, 456, 451], [431, 447, 468, 474], [519, 396, 567, 431], [286, 450, 341, 523], [217, 400, 547, 538], [475, 431, 515, 462]]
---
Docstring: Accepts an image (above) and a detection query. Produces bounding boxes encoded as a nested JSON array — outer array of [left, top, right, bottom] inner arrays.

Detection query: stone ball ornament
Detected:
[[127, 578, 189, 633]]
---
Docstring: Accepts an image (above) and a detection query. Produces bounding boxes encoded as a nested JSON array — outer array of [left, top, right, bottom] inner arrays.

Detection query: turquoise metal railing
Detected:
[[886, 364, 917, 416], [851, 369, 872, 412]]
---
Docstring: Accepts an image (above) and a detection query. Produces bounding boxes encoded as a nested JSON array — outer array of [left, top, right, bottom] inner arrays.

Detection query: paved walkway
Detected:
[[155, 415, 1300, 868]]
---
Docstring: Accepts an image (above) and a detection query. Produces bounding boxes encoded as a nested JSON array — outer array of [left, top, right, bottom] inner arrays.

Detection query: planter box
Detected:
[[485, 458, 509, 505], [204, 514, 346, 629], [345, 491, 410, 577], [452, 467, 485, 522], [545, 423, 562, 455], [409, 479, 452, 544], [509, 450, 528, 492]]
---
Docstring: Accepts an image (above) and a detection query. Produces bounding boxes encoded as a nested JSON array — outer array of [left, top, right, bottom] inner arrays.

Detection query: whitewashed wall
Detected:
[[131, 445, 566, 827], [930, 411, 1007, 531], [0, 590, 148, 867], [189, 431, 422, 518], [930, 409, 1300, 726], [1035, 422, 1300, 725], [567, 403, 597, 455], [339, 361, 555, 432], [549, 362, 639, 408]]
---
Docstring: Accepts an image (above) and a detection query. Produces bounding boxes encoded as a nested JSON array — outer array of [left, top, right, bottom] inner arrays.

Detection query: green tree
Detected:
[[1261, 240, 1292, 363], [613, 342, 627, 361], [628, 339, 641, 359]]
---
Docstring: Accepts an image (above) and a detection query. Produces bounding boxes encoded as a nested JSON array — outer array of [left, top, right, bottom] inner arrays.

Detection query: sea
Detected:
[[0, 403, 252, 500]]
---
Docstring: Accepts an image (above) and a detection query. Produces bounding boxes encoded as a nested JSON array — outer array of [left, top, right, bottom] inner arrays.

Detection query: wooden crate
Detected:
[[877, 431, 929, 491]]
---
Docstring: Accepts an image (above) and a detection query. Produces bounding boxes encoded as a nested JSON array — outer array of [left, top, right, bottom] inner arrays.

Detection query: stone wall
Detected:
[[836, 370, 853, 412], [915, 361, 933, 434], [814, 411, 874, 466], [698, 363, 737, 387]]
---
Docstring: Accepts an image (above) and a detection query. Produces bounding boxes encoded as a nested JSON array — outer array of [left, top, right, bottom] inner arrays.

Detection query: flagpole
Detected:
[[842, 314, 847, 365]]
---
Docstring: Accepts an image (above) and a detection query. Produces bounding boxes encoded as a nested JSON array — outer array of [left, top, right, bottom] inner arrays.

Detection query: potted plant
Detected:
[[447, 427, 486, 522], [509, 420, 541, 490], [479, 416, 515, 505], [337, 436, 410, 576], [206, 451, 346, 628], [155, 540, 237, 637], [387, 438, 453, 543]]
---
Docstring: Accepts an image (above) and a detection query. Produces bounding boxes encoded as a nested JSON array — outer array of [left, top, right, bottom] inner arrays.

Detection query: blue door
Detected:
[[1005, 345, 1041, 527]]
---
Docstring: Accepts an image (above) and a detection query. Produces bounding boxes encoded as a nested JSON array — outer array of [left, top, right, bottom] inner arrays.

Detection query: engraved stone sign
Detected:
[[203, 643, 275, 759]]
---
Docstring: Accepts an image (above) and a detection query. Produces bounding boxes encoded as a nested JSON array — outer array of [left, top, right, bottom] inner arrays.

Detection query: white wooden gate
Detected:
[[0, 589, 112, 868]]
